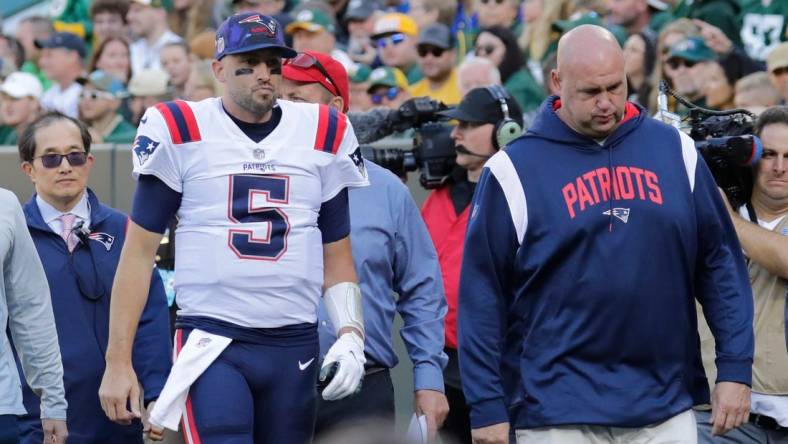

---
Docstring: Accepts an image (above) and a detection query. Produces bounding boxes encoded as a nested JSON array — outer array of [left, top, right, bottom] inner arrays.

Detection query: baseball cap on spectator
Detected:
[[767, 42, 788, 73], [0, 72, 43, 99], [34, 32, 87, 59], [345, 0, 379, 23], [438, 86, 523, 126], [78, 70, 128, 98], [283, 51, 349, 112], [418, 23, 454, 50], [129, 69, 170, 96], [371, 13, 418, 39], [285, 7, 337, 34], [366, 66, 408, 93], [349, 64, 372, 83], [667, 36, 716, 63], [215, 12, 296, 60]]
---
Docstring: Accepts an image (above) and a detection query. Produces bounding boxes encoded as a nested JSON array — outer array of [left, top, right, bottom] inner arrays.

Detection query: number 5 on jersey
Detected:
[[228, 174, 291, 260]]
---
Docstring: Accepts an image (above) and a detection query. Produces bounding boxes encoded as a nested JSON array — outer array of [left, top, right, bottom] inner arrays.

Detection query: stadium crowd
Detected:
[[0, 0, 787, 444]]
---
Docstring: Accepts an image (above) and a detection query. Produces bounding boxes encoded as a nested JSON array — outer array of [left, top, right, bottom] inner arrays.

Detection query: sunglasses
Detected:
[[376, 33, 407, 49], [417, 46, 446, 58], [475, 44, 496, 56], [34, 151, 88, 169], [479, 0, 505, 4], [80, 90, 116, 100], [284, 52, 340, 96], [666, 58, 697, 70], [370, 87, 399, 104]]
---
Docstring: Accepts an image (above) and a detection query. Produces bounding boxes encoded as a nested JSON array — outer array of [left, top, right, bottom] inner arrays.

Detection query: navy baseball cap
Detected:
[[34, 32, 87, 59], [215, 13, 296, 60]]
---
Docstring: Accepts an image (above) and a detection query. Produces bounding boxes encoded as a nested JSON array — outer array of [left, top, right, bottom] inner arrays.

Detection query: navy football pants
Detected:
[[177, 328, 319, 444]]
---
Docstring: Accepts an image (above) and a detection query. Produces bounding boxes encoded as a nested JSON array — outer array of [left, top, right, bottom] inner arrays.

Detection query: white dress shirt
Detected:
[[36, 192, 91, 236]]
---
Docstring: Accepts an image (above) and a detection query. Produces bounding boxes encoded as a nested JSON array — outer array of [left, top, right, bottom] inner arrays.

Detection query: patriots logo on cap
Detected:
[[89, 232, 115, 251], [238, 14, 277, 36], [133, 135, 160, 165], [603, 207, 631, 223]]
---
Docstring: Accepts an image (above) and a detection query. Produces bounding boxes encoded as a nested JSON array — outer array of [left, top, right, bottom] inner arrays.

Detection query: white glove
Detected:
[[320, 332, 366, 401]]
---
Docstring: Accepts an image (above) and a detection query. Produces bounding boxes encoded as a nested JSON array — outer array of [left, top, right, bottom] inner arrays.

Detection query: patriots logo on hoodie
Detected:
[[89, 232, 115, 251], [603, 208, 631, 223]]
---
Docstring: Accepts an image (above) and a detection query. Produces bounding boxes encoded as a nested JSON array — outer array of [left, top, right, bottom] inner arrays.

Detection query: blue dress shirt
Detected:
[[318, 160, 448, 392]]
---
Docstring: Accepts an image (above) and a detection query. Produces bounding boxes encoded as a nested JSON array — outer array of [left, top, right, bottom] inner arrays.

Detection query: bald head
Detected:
[[556, 25, 624, 77], [551, 25, 628, 139]]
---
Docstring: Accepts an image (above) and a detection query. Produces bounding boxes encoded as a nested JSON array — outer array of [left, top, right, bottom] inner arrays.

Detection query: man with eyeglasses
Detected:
[[663, 36, 717, 115], [99, 13, 368, 444], [409, 23, 462, 105], [372, 13, 422, 84], [77, 70, 137, 144], [15, 111, 171, 444], [280, 50, 450, 441], [367, 67, 412, 110]]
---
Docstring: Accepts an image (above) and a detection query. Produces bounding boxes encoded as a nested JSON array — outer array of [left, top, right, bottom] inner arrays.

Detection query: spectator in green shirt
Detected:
[[77, 70, 136, 144], [0, 72, 43, 145]]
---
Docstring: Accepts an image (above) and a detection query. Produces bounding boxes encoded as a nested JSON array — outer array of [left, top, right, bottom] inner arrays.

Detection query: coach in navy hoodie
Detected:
[[458, 26, 754, 443], [15, 112, 171, 444]]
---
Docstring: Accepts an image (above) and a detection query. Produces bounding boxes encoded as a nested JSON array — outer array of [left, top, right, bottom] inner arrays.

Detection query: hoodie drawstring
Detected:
[[607, 145, 614, 232]]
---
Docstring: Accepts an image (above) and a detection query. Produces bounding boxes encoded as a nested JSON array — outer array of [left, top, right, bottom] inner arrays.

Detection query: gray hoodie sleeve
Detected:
[[2, 190, 67, 420]]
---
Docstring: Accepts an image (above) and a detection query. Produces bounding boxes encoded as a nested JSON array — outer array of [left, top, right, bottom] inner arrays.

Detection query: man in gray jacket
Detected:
[[0, 188, 67, 444]]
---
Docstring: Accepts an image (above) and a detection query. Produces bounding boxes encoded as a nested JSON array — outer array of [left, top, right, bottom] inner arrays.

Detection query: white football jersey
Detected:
[[131, 98, 369, 328]]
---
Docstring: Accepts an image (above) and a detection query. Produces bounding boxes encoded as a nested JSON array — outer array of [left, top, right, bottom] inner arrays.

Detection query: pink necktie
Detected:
[[60, 213, 78, 252]]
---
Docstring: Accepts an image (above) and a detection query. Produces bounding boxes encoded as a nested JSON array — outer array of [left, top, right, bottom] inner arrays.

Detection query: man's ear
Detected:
[[21, 161, 35, 182], [329, 95, 345, 113], [550, 69, 561, 95], [212, 59, 226, 83]]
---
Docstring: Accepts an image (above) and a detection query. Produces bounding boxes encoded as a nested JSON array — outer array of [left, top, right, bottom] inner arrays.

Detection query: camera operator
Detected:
[[696, 105, 788, 442], [421, 86, 523, 444]]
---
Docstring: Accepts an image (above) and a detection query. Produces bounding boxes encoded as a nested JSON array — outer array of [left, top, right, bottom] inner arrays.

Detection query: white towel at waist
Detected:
[[149, 329, 232, 430]]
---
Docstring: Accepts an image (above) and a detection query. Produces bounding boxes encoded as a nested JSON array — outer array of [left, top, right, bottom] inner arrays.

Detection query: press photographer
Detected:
[[696, 106, 788, 442]]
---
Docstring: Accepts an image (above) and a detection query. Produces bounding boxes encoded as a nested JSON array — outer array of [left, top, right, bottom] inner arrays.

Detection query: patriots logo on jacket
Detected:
[[603, 208, 630, 223], [133, 135, 160, 165], [89, 232, 115, 251]]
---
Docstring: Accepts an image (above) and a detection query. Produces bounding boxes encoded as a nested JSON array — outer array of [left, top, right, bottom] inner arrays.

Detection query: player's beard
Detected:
[[231, 86, 275, 118]]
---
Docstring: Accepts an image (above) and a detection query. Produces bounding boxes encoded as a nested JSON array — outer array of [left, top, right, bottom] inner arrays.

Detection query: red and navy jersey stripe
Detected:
[[155, 100, 202, 144], [314, 105, 347, 155]]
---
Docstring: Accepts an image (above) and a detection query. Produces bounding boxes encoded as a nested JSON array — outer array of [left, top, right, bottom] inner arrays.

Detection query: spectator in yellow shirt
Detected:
[[409, 23, 462, 105]]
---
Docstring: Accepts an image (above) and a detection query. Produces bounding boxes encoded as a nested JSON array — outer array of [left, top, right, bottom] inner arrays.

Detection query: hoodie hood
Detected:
[[525, 95, 644, 151]]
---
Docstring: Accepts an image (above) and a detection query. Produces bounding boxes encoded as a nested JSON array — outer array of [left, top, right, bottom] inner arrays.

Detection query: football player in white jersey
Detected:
[[98, 13, 369, 444]]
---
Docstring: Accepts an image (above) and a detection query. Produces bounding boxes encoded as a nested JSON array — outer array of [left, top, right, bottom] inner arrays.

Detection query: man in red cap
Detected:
[[281, 50, 350, 112], [282, 51, 451, 441]]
